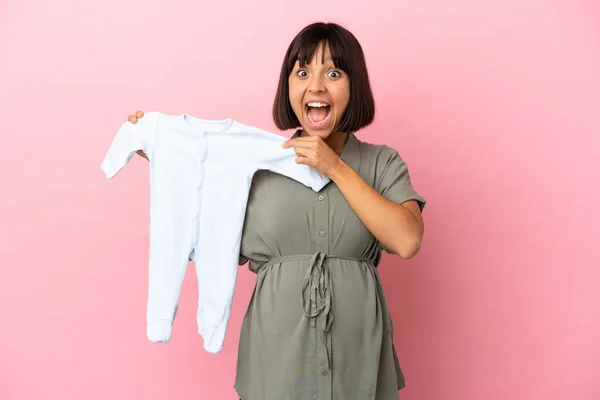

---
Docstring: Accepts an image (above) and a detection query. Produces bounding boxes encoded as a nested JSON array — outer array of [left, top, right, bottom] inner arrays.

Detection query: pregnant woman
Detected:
[[129, 21, 426, 400]]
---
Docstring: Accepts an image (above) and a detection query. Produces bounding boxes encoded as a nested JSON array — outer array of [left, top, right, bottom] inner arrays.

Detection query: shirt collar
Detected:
[[290, 130, 361, 172]]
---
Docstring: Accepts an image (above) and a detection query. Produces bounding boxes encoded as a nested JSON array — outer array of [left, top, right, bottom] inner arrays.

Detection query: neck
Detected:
[[301, 130, 348, 156]]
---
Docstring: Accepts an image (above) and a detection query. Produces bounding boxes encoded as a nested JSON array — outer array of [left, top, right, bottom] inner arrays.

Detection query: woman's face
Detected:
[[288, 42, 350, 138]]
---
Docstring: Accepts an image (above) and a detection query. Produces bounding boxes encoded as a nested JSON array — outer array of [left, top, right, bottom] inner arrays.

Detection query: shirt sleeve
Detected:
[[100, 112, 159, 179], [250, 129, 330, 192], [377, 146, 426, 210], [376, 146, 426, 253]]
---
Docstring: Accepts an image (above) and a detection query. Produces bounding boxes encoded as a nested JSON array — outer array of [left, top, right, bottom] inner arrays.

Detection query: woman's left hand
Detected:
[[282, 135, 343, 178]]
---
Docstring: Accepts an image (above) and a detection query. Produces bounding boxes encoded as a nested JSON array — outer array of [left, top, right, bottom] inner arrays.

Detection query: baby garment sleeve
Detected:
[[100, 112, 159, 179], [376, 146, 426, 253], [249, 129, 330, 192]]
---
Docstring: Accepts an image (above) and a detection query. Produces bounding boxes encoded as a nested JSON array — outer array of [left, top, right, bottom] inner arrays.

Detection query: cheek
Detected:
[[334, 91, 350, 114], [330, 82, 350, 109], [288, 88, 299, 102], [288, 88, 304, 110]]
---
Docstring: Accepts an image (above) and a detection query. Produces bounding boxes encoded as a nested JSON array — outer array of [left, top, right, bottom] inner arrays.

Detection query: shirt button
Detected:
[[321, 369, 328, 376], [318, 230, 325, 237], [318, 195, 324, 201], [196, 215, 200, 219]]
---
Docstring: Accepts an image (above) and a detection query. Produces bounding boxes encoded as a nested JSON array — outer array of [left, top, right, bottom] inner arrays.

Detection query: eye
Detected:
[[296, 70, 308, 77], [327, 70, 342, 78]]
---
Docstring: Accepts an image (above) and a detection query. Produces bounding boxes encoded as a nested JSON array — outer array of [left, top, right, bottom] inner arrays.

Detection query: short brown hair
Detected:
[[273, 22, 375, 133]]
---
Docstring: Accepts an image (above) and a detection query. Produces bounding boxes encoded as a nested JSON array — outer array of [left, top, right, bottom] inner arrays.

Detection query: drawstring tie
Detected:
[[301, 252, 334, 369]]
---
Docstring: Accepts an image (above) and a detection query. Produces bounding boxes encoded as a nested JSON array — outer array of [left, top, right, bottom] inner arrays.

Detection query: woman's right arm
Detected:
[[128, 110, 149, 161]]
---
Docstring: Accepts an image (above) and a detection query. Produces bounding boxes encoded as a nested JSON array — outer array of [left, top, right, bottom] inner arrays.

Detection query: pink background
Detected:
[[1, 0, 599, 399]]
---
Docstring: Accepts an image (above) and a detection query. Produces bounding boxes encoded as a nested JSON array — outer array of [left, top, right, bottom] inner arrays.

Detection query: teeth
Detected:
[[307, 102, 329, 107]]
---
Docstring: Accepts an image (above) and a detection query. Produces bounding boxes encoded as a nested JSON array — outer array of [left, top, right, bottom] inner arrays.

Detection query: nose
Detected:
[[307, 74, 326, 93]]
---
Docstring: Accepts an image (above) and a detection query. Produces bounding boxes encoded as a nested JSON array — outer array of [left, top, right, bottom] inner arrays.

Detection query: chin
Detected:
[[300, 127, 334, 139]]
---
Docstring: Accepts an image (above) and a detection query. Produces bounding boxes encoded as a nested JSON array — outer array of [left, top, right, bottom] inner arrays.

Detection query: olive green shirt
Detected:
[[235, 131, 426, 400]]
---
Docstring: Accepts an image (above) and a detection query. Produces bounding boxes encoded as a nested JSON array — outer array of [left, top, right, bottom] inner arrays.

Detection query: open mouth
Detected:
[[305, 102, 332, 126]]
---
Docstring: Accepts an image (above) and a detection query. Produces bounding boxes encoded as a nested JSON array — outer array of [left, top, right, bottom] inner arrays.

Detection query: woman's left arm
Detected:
[[283, 135, 425, 259], [330, 162, 424, 259]]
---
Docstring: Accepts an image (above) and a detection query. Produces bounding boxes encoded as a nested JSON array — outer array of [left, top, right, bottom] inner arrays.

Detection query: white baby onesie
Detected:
[[101, 111, 330, 354]]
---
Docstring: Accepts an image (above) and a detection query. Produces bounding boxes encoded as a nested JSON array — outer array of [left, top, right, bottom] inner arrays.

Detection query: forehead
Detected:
[[286, 33, 351, 74], [295, 41, 335, 67]]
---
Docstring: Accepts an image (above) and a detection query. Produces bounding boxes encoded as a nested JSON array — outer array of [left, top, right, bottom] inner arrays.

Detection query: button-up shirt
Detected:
[[101, 112, 329, 354]]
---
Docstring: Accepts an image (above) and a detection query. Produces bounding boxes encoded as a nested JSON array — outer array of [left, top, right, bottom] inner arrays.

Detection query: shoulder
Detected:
[[354, 135, 404, 168], [353, 135, 415, 193], [121, 111, 161, 137], [135, 111, 182, 130], [137, 111, 161, 124]]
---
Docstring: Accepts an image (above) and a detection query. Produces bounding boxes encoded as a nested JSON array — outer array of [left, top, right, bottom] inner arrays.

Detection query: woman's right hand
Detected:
[[127, 110, 148, 160], [128, 110, 144, 124]]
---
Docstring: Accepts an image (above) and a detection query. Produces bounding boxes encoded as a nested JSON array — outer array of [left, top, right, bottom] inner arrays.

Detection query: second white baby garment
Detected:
[[101, 111, 330, 354]]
